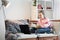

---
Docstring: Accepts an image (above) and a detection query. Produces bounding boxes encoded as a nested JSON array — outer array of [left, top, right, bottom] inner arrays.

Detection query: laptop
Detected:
[[19, 25, 31, 34]]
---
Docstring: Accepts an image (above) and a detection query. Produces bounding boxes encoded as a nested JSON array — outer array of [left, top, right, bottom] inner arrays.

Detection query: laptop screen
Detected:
[[19, 25, 30, 34]]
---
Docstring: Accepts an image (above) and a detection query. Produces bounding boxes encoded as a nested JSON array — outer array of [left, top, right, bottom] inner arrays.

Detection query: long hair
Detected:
[[38, 10, 45, 18]]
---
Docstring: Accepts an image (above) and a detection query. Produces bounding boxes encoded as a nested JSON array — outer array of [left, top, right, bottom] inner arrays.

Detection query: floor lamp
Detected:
[[1, 0, 10, 20]]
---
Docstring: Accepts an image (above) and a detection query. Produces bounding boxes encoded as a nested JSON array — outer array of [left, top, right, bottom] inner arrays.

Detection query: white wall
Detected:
[[0, 0, 5, 40], [4, 0, 31, 20], [53, 0, 60, 19], [4, 0, 60, 20]]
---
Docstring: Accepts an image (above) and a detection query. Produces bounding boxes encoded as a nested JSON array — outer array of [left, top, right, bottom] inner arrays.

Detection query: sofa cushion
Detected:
[[5, 20, 21, 34]]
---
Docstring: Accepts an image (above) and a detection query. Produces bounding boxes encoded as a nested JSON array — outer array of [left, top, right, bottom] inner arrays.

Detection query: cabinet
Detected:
[[18, 38, 37, 40], [31, 0, 54, 20], [18, 36, 58, 40], [39, 36, 58, 40]]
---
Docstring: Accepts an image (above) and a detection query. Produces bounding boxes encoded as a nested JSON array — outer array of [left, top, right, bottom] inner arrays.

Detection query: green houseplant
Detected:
[[33, 0, 36, 6]]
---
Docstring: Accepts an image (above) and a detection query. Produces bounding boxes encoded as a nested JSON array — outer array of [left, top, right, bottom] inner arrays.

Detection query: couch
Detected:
[[5, 20, 60, 40], [5, 19, 30, 40]]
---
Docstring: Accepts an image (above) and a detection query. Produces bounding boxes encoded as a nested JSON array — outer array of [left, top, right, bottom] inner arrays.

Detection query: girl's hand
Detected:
[[36, 24, 41, 28]]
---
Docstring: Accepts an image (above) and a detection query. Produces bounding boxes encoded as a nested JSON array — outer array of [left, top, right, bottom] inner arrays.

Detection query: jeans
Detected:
[[35, 27, 51, 34], [30, 27, 37, 33]]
